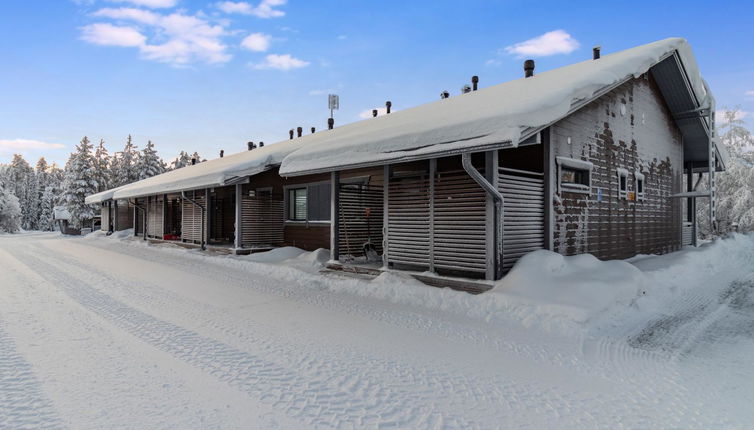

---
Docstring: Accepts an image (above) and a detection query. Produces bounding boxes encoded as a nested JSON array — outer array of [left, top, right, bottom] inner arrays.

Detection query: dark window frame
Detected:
[[284, 181, 331, 223]]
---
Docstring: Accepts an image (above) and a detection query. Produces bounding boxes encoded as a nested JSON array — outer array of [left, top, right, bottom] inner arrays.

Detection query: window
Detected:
[[635, 171, 645, 201], [556, 156, 592, 194], [286, 182, 331, 222], [617, 168, 629, 199], [287, 188, 307, 221]]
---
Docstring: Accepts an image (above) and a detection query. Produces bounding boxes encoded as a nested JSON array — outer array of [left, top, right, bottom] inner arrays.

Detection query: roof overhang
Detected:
[[650, 53, 724, 173]]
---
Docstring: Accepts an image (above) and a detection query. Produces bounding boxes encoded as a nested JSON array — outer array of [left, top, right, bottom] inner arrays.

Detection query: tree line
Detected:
[[0, 136, 203, 233]]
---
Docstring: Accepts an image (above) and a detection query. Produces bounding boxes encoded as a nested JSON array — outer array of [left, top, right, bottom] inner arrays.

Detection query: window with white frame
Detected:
[[617, 168, 629, 199], [556, 156, 593, 194], [286, 182, 331, 222], [635, 171, 645, 201]]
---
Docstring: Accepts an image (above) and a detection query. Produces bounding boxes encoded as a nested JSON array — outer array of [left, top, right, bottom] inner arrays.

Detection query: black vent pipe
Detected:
[[524, 59, 535, 78]]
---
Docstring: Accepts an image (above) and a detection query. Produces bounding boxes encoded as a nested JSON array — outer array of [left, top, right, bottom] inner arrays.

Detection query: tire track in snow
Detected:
[[0, 321, 62, 430], [48, 238, 730, 428], [13, 247, 488, 429]]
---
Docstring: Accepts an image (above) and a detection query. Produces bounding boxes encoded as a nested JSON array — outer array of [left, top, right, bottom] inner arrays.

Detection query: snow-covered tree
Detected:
[[111, 135, 139, 187], [136, 140, 165, 180], [169, 151, 192, 170], [93, 139, 111, 192], [697, 108, 754, 237], [7, 154, 37, 230], [0, 182, 22, 233], [62, 137, 98, 229]]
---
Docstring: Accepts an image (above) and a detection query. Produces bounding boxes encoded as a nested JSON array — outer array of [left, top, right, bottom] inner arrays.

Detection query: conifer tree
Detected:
[[63, 137, 98, 229], [8, 154, 36, 230], [94, 139, 111, 192], [136, 140, 165, 180]]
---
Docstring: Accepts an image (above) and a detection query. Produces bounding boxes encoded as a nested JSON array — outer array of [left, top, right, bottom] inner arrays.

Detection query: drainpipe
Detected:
[[462, 152, 503, 279], [181, 191, 206, 250], [128, 199, 147, 240]]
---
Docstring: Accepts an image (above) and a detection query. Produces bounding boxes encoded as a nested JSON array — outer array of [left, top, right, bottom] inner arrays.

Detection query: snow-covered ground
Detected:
[[1, 231, 754, 429]]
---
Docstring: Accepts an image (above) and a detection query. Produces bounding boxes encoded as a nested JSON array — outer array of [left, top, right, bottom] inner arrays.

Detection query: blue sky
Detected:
[[1, 0, 753, 166]]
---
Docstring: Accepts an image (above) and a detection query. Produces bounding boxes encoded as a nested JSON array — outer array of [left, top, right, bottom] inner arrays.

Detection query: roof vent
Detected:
[[471, 75, 479, 91], [372, 109, 378, 118], [311, 127, 315, 134], [259, 141, 264, 147], [440, 90, 450, 100], [219, 150, 224, 158], [289, 129, 294, 140], [328, 117, 334, 130], [191, 157, 197, 165], [386, 100, 392, 114], [297, 127, 303, 138], [593, 46, 601, 60], [461, 84, 472, 94], [524, 59, 535, 78], [247, 141, 254, 151]]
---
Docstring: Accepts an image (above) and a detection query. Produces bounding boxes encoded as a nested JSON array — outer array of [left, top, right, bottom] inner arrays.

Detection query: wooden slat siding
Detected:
[[433, 169, 487, 273], [551, 75, 683, 259], [682, 221, 693, 246], [387, 174, 431, 269], [181, 193, 205, 244], [147, 195, 164, 238], [116, 201, 134, 230], [498, 168, 546, 271], [241, 196, 285, 247], [338, 184, 384, 258], [101, 203, 109, 231], [134, 198, 144, 235], [284, 224, 330, 251]]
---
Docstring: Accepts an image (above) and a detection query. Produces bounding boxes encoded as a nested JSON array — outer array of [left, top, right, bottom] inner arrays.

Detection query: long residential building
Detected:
[[86, 37, 726, 291]]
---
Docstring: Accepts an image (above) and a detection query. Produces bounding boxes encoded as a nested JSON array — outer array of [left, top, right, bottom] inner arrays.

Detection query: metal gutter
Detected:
[[128, 199, 147, 240]]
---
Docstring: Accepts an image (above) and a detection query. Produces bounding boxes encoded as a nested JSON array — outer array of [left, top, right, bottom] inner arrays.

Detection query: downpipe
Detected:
[[462, 152, 503, 278], [128, 199, 147, 240], [181, 191, 206, 250]]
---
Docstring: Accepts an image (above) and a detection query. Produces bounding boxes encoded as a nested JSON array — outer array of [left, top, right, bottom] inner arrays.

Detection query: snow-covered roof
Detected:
[[279, 37, 707, 176], [85, 185, 128, 204], [99, 139, 305, 200], [53, 206, 70, 220]]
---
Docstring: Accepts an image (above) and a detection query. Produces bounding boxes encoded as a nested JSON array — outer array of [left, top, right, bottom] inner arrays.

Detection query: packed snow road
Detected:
[[1, 232, 753, 428]]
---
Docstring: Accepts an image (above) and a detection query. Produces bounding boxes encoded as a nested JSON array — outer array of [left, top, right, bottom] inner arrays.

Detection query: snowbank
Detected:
[[280, 38, 705, 175], [491, 250, 645, 324], [86, 229, 754, 337]]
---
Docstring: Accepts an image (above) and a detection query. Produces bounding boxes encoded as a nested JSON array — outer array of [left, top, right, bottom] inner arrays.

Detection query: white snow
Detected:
[[107, 139, 306, 200], [279, 37, 706, 175], [2, 231, 754, 428], [52, 205, 70, 220]]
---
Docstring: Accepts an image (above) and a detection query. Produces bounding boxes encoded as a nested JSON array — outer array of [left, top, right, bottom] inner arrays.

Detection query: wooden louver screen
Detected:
[[181, 193, 205, 243], [241, 196, 284, 247], [499, 168, 545, 271], [682, 221, 693, 246], [147, 195, 164, 238], [338, 184, 384, 258], [433, 170, 487, 273], [387, 175, 430, 269], [101, 204, 110, 231], [134, 199, 143, 235]]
